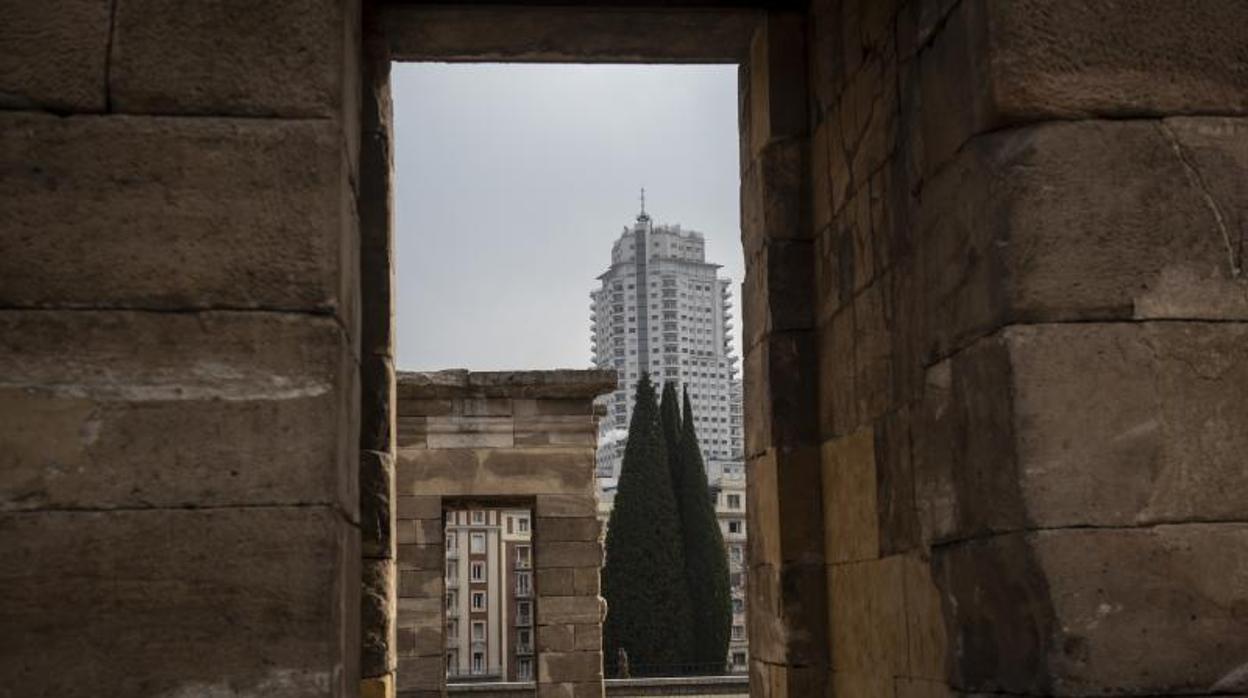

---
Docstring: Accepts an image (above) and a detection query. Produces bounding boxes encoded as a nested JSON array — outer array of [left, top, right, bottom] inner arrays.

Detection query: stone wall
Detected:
[[798, 0, 1248, 696], [1, 2, 365, 696], [394, 370, 616, 698]]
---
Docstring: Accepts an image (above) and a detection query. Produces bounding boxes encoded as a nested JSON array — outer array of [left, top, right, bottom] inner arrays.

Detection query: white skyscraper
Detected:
[[589, 198, 744, 483]]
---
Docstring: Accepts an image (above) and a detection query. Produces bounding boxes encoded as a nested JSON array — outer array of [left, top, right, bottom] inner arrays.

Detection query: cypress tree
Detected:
[[673, 387, 733, 668], [602, 373, 693, 674]]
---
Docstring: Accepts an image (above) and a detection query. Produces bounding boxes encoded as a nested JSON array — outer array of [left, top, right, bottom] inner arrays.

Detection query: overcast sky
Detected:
[[393, 63, 742, 371]]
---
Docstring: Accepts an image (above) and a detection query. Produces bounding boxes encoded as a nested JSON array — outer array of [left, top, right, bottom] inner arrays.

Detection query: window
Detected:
[[516, 516, 529, 533], [472, 591, 485, 610], [447, 651, 457, 672], [470, 561, 485, 582], [732, 624, 745, 641], [727, 493, 741, 509], [515, 545, 531, 568], [470, 532, 486, 554], [447, 618, 459, 640], [446, 531, 457, 552], [732, 598, 744, 613], [472, 652, 484, 674], [446, 562, 458, 583], [728, 519, 742, 534], [471, 510, 485, 525], [515, 570, 532, 597], [471, 621, 485, 641], [732, 652, 747, 666], [516, 600, 532, 625], [731, 546, 743, 564], [517, 657, 533, 680]]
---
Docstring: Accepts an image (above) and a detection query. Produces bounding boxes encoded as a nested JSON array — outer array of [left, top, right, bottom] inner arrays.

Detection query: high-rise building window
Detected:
[[471, 621, 485, 641], [470, 561, 485, 582], [470, 532, 486, 554], [471, 591, 486, 610]]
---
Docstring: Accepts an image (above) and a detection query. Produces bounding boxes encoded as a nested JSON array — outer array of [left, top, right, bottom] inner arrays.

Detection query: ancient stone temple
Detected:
[[1, 1, 1245, 697]]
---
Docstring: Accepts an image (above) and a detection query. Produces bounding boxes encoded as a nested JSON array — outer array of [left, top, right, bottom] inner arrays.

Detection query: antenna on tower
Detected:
[[637, 187, 650, 222]]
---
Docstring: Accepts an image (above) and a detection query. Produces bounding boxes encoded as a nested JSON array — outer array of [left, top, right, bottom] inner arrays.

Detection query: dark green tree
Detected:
[[602, 373, 693, 674], [672, 387, 733, 667]]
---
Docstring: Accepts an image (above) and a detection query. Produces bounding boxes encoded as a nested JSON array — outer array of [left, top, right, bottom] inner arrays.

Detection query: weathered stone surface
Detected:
[[573, 567, 601, 597], [0, 506, 358, 696], [536, 494, 599, 519], [921, 0, 1248, 171], [749, 446, 824, 567], [900, 555, 947, 682], [828, 556, 907, 676], [109, 0, 355, 117], [0, 0, 110, 112], [535, 516, 601, 543], [922, 117, 1248, 358], [743, 332, 819, 456], [397, 447, 595, 496], [538, 596, 604, 626], [821, 429, 878, 564], [362, 558, 397, 677], [539, 651, 602, 683], [396, 655, 442, 692], [918, 322, 1248, 542], [935, 524, 1248, 695], [396, 569, 441, 601], [0, 311, 355, 515], [396, 495, 442, 521], [361, 450, 395, 559], [741, 139, 811, 257], [746, 12, 808, 160], [0, 114, 353, 312], [361, 355, 396, 453], [535, 541, 603, 569], [397, 544, 444, 572], [360, 673, 394, 698], [742, 240, 816, 354], [397, 369, 615, 400], [539, 623, 576, 653], [747, 561, 829, 668]]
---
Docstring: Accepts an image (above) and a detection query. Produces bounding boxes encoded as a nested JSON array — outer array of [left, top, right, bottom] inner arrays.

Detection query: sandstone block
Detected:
[[360, 674, 394, 698], [921, 117, 1248, 358], [362, 558, 396, 677], [109, 0, 355, 117], [361, 355, 396, 453], [921, 0, 1248, 172], [828, 556, 907, 675], [747, 561, 828, 668], [535, 516, 601, 543], [573, 623, 601, 652], [746, 12, 808, 159], [397, 569, 441, 600], [397, 544, 444, 572], [0, 310, 355, 515], [0, 0, 110, 111], [538, 596, 604, 626], [396, 495, 442, 521], [396, 447, 594, 496], [539, 623, 576, 653], [742, 239, 816, 354], [743, 332, 819, 456], [0, 113, 353, 312], [0, 506, 358, 696], [572, 567, 601, 596], [741, 139, 812, 256], [935, 524, 1248, 695], [821, 429, 878, 564], [537, 568, 574, 596], [539, 651, 602, 683], [917, 322, 1248, 541], [748, 447, 824, 566], [396, 656, 442, 692], [536, 541, 602, 569], [537, 494, 599, 518], [816, 305, 857, 439], [361, 450, 396, 559]]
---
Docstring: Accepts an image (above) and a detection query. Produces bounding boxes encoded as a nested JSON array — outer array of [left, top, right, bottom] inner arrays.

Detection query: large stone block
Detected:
[[361, 450, 395, 559], [917, 322, 1248, 541], [821, 429, 878, 564], [0, 113, 354, 312], [536, 494, 599, 519], [935, 525, 1248, 695], [0, 310, 356, 515], [0, 506, 359, 697], [0, 0, 110, 112], [827, 556, 908, 676], [922, 119, 1248, 359], [742, 239, 815, 354], [538, 596, 604, 626], [535, 516, 600, 543], [109, 0, 356, 117], [362, 558, 397, 677], [741, 139, 811, 257], [539, 651, 602, 683], [747, 561, 828, 668], [921, 0, 1248, 171], [535, 541, 602, 569], [743, 332, 819, 456], [748, 446, 824, 567], [396, 447, 595, 497]]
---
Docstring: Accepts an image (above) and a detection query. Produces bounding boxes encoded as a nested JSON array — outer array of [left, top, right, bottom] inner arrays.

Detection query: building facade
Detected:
[[712, 470, 749, 673], [444, 507, 535, 683], [590, 204, 744, 482]]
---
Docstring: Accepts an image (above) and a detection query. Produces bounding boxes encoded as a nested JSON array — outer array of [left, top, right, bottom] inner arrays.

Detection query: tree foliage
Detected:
[[674, 387, 733, 666], [603, 373, 693, 672]]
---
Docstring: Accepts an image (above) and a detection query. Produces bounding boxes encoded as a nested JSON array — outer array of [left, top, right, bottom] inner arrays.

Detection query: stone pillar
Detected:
[[392, 370, 615, 698], [0, 1, 365, 695], [740, 11, 830, 698], [808, 0, 1248, 695]]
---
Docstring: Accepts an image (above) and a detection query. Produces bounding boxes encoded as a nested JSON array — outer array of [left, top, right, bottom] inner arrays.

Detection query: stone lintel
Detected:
[[397, 369, 616, 401]]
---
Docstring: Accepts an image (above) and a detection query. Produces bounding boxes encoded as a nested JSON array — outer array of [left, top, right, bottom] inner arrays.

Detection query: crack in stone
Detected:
[[1156, 121, 1243, 279]]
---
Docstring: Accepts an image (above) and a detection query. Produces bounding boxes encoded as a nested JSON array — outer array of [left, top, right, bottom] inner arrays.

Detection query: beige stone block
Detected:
[[536, 541, 602, 569], [0, 311, 354, 515], [831, 671, 893, 698], [361, 450, 396, 559], [900, 554, 947, 682], [426, 431, 514, 449], [395, 655, 442, 692], [461, 397, 513, 416], [538, 624, 576, 653], [536, 516, 601, 542], [396, 495, 442, 521], [360, 674, 394, 698], [741, 139, 812, 257], [828, 556, 907, 675], [748, 447, 824, 566], [537, 494, 599, 518], [109, 0, 355, 117], [816, 305, 858, 439], [743, 333, 820, 456], [539, 651, 602, 683], [747, 561, 829, 668], [922, 119, 1248, 359], [573, 624, 602, 652], [0, 0, 110, 111], [746, 13, 808, 159], [0, 113, 353, 312], [0, 507, 358, 696], [537, 568, 575, 596], [572, 567, 601, 596], [936, 525, 1248, 695], [362, 558, 396, 677], [396, 447, 594, 496], [397, 569, 441, 600], [822, 429, 879, 564], [538, 596, 604, 625], [397, 544, 443, 572], [742, 240, 816, 354], [893, 678, 952, 698]]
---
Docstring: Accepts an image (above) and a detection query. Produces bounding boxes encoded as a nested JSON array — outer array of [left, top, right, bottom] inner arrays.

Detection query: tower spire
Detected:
[[637, 187, 650, 222]]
